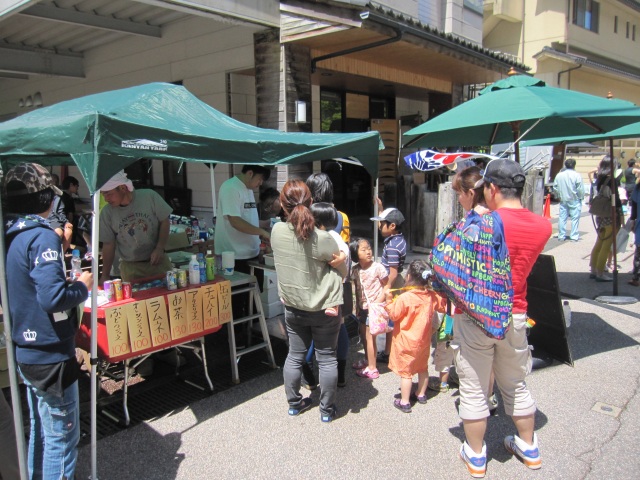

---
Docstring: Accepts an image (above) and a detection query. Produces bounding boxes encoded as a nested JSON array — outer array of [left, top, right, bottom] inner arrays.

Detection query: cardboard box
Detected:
[[261, 300, 284, 319]]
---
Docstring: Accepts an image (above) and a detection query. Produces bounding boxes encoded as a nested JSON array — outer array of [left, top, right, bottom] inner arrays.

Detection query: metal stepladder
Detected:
[[228, 272, 277, 383]]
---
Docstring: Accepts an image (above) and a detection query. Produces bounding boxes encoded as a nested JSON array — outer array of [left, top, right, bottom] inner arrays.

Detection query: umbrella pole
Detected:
[[609, 140, 619, 295], [90, 191, 101, 479], [511, 121, 522, 164]]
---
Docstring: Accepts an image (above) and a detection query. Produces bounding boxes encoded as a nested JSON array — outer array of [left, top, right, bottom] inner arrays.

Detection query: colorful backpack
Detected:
[[430, 210, 513, 340]]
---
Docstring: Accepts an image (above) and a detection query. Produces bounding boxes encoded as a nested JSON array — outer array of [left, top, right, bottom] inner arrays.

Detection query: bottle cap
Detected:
[[73, 249, 80, 256], [192, 255, 197, 260], [207, 250, 212, 255]]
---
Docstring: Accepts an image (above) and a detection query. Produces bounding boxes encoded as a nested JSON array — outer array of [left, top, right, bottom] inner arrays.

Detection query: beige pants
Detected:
[[451, 312, 535, 420], [119, 255, 173, 282]]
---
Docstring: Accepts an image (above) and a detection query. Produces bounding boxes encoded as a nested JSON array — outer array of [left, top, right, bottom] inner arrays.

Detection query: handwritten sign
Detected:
[[185, 288, 203, 335], [167, 291, 190, 340], [104, 305, 131, 358], [124, 301, 152, 353], [217, 280, 233, 325], [201, 284, 219, 331], [145, 296, 171, 347]]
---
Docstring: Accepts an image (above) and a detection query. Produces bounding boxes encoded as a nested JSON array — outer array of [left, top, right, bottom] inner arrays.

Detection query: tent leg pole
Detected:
[[0, 173, 29, 480], [91, 192, 101, 479], [210, 166, 217, 221], [373, 179, 379, 261], [610, 140, 619, 296]]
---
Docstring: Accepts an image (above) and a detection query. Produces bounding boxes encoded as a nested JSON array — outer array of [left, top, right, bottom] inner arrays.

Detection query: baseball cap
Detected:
[[100, 170, 134, 192], [474, 159, 526, 189], [370, 207, 405, 225], [4, 162, 62, 197]]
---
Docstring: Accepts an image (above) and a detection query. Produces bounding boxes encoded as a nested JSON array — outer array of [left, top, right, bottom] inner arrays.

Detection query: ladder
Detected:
[[228, 275, 277, 383]]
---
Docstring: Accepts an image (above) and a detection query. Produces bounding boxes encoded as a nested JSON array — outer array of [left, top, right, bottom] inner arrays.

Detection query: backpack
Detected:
[[430, 210, 513, 340]]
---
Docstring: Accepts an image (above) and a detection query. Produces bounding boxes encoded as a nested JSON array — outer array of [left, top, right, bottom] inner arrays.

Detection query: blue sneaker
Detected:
[[288, 397, 312, 416], [459, 442, 486, 478], [504, 434, 541, 470], [320, 407, 337, 423]]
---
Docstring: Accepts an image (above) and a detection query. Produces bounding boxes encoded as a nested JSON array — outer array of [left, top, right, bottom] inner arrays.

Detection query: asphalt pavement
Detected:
[[75, 202, 640, 479]]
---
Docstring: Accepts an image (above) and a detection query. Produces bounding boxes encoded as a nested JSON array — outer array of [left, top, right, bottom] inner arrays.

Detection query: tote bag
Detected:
[[430, 211, 513, 340]]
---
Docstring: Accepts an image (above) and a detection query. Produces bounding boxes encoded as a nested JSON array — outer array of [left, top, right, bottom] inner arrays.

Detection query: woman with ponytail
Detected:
[[271, 180, 347, 422]]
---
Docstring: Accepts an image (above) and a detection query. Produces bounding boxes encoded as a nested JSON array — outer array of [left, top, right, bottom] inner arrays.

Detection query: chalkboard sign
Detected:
[[526, 254, 573, 366]]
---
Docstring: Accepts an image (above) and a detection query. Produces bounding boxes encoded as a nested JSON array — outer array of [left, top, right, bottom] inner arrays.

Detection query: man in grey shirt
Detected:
[[553, 158, 585, 242]]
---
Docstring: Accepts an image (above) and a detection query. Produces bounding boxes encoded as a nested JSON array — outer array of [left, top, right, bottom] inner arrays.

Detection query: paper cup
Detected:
[[222, 251, 235, 276]]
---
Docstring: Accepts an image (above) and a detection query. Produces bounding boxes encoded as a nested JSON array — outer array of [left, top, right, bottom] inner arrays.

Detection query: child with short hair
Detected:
[[370, 206, 407, 362], [384, 260, 446, 412], [350, 238, 388, 379]]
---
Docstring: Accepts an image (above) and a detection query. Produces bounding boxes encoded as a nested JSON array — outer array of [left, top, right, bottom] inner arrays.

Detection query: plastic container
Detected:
[[198, 253, 206, 283], [189, 254, 201, 285], [70, 249, 82, 281], [205, 250, 216, 281], [562, 300, 571, 328]]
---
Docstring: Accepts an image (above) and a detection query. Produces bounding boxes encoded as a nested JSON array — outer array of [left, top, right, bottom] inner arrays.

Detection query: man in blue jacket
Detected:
[[4, 162, 92, 480]]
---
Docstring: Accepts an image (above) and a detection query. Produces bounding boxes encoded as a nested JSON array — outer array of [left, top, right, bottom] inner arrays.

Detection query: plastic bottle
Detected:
[[70, 249, 82, 281], [198, 253, 206, 283], [259, 242, 266, 264], [205, 250, 216, 281], [189, 254, 201, 285], [562, 300, 572, 328]]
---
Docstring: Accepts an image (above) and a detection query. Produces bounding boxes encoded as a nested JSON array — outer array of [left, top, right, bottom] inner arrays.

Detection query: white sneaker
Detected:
[[504, 433, 541, 470], [460, 442, 486, 478]]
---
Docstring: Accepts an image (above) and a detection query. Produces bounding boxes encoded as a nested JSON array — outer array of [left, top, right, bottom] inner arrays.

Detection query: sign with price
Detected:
[[217, 280, 232, 325], [146, 296, 171, 347], [124, 301, 152, 353], [105, 305, 131, 357], [201, 284, 219, 331], [167, 291, 190, 340], [185, 288, 203, 334]]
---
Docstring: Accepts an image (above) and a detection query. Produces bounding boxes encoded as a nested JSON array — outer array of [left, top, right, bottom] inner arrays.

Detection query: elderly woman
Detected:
[[270, 180, 346, 423]]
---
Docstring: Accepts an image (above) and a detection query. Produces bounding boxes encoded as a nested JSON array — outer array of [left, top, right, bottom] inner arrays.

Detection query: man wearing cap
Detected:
[[99, 170, 173, 284], [455, 159, 551, 478], [370, 206, 407, 361], [553, 158, 584, 241], [3, 162, 93, 479]]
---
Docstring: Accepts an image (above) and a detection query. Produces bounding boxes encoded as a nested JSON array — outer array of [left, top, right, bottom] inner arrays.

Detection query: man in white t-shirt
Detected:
[[215, 165, 272, 319], [215, 165, 271, 261]]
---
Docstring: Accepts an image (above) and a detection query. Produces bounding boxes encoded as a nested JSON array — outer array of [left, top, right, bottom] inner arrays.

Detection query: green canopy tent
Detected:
[[403, 75, 640, 164], [0, 82, 382, 480]]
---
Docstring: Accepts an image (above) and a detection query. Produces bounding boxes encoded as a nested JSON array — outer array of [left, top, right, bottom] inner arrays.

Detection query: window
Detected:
[[614, 15, 618, 33], [573, 0, 599, 33]]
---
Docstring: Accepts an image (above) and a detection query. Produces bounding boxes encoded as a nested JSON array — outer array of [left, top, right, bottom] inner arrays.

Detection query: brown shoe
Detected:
[[628, 279, 640, 287]]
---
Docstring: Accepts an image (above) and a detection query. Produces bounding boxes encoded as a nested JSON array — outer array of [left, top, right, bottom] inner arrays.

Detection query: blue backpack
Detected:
[[430, 210, 513, 339]]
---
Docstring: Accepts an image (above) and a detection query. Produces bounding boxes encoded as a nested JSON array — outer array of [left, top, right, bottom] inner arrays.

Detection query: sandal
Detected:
[[351, 359, 368, 370]]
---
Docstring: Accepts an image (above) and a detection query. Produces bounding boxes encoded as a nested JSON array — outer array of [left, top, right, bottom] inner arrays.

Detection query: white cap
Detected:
[[100, 170, 134, 192]]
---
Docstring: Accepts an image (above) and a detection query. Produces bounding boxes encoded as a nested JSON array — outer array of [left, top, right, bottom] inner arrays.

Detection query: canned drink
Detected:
[[122, 282, 132, 299], [177, 268, 188, 289], [103, 280, 115, 303], [166, 270, 177, 291], [113, 279, 123, 302]]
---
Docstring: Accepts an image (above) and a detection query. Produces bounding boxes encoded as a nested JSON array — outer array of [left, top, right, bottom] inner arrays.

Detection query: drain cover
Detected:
[[591, 402, 622, 417]]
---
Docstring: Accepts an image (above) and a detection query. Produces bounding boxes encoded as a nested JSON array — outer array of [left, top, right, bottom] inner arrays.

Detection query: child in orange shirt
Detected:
[[385, 260, 446, 413]]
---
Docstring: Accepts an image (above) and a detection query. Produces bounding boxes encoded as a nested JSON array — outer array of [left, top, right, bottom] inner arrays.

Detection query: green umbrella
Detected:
[[403, 75, 640, 163]]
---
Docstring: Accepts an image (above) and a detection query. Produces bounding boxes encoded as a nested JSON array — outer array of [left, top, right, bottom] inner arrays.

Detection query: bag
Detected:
[[359, 271, 390, 335], [436, 300, 454, 342], [430, 211, 513, 340], [615, 226, 630, 253], [589, 184, 612, 218]]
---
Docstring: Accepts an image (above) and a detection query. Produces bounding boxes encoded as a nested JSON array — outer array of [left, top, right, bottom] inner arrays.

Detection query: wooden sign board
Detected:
[[104, 305, 131, 358], [145, 296, 171, 347], [217, 280, 233, 325], [185, 288, 203, 335], [124, 301, 152, 353], [167, 291, 190, 340], [201, 284, 219, 331]]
